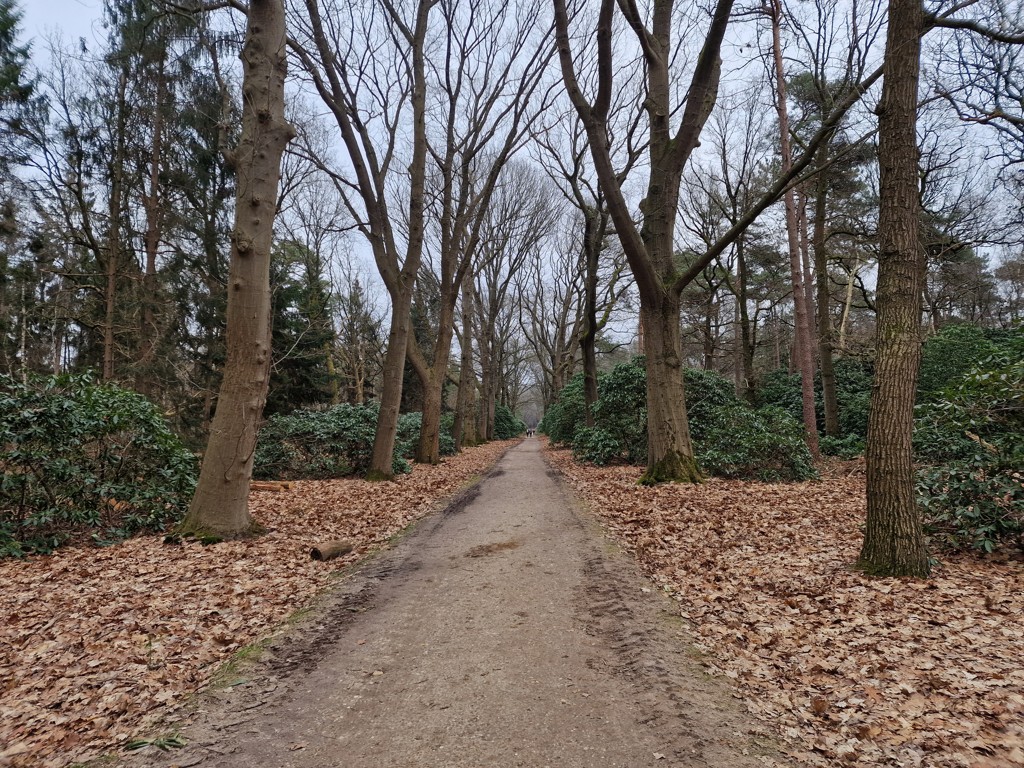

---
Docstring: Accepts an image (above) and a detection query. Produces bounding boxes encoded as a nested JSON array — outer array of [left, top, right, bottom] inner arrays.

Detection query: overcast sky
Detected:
[[22, 0, 102, 54]]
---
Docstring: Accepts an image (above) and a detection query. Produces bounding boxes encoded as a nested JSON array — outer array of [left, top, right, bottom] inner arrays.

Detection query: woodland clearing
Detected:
[[546, 444, 1024, 767], [0, 439, 515, 768]]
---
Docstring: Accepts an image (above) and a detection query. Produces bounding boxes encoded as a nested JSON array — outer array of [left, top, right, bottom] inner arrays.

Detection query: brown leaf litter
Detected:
[[0, 440, 515, 768], [545, 444, 1024, 768]]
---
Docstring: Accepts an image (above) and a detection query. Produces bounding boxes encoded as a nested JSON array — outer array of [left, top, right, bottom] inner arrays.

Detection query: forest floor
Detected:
[[0, 439, 517, 768], [546, 445, 1024, 768], [2, 438, 1021, 768]]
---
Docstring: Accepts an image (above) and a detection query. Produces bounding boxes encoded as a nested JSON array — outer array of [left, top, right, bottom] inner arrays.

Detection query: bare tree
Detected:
[[180, 0, 294, 538], [405, 0, 552, 464], [532, 43, 642, 423], [553, 0, 736, 483], [766, 0, 819, 457], [553, 0, 885, 483], [472, 162, 559, 438], [290, 0, 433, 479]]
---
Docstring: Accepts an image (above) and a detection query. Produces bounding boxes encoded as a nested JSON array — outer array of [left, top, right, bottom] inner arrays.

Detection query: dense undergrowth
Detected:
[[0, 374, 197, 556], [542, 323, 1024, 553], [542, 358, 817, 482], [1, 373, 523, 557]]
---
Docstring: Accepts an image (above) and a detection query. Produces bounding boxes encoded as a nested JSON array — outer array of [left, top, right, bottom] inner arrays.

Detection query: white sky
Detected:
[[21, 0, 102, 54]]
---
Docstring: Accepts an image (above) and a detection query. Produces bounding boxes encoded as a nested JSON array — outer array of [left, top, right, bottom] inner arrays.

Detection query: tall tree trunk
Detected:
[[416, 367, 445, 463], [553, 0, 733, 484], [640, 296, 701, 484], [703, 290, 715, 370], [325, 339, 340, 404], [138, 63, 166, 396], [581, 207, 602, 426], [453, 282, 476, 451], [369, 294, 412, 478], [770, 0, 819, 458], [736, 238, 756, 403], [180, 0, 294, 538], [858, 0, 929, 577], [103, 71, 129, 383], [813, 147, 840, 437], [838, 258, 858, 352]]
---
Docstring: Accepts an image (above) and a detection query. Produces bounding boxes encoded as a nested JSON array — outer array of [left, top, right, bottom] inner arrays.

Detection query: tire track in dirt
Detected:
[[118, 441, 784, 768]]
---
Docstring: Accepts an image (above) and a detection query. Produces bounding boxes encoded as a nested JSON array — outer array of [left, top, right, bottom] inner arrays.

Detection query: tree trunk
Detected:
[[858, 0, 929, 578], [368, 294, 412, 479], [813, 147, 840, 437], [453, 283, 476, 451], [736, 238, 756, 403], [703, 291, 715, 370], [138, 63, 166, 397], [839, 258, 858, 352], [581, 207, 602, 426], [639, 298, 702, 485], [103, 71, 129, 383], [415, 365, 446, 464], [180, 0, 294, 539], [770, 0, 819, 458]]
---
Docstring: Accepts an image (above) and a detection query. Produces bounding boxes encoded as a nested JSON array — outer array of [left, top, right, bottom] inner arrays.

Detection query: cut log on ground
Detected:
[[250, 481, 293, 492], [310, 541, 355, 561]]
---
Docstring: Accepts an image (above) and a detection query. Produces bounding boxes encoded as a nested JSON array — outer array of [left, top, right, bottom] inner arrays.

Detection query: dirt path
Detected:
[[124, 440, 782, 767]]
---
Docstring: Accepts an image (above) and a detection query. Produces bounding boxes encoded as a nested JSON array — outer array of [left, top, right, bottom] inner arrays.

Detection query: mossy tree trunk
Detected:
[[181, 0, 294, 539], [639, 298, 702, 484], [553, 0, 733, 483]]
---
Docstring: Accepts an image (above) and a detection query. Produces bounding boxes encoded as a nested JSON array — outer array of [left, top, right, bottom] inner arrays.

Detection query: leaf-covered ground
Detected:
[[546, 446, 1024, 768], [0, 440, 515, 768]]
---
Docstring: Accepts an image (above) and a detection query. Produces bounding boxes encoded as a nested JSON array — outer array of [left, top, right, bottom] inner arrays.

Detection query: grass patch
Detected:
[[207, 640, 271, 690]]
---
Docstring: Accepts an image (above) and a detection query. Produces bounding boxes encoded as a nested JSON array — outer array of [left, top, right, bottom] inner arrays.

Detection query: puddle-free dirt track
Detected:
[[124, 439, 782, 767]]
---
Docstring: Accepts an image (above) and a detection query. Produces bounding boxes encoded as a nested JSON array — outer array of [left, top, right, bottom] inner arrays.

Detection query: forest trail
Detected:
[[124, 440, 781, 768]]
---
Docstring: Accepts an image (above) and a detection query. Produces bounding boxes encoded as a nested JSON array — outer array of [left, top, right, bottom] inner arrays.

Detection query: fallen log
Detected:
[[250, 480, 293, 492], [310, 540, 354, 561]]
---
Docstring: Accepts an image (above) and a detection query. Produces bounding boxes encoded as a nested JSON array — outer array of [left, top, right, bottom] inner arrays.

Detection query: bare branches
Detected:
[[928, 14, 1024, 44], [674, 63, 884, 294]]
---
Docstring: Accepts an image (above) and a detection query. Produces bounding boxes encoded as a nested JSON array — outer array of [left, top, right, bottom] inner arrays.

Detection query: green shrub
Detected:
[[539, 374, 586, 445], [684, 367, 743, 440], [0, 374, 198, 556], [593, 360, 648, 463], [545, 358, 816, 481], [832, 358, 873, 439], [918, 323, 1001, 401], [919, 453, 1024, 553], [396, 411, 421, 459], [696, 405, 818, 481], [914, 344, 1024, 553], [572, 427, 624, 466], [820, 433, 865, 459], [395, 411, 458, 459], [494, 403, 526, 439], [914, 353, 1024, 463], [755, 369, 802, 421], [254, 403, 408, 480], [754, 359, 873, 443]]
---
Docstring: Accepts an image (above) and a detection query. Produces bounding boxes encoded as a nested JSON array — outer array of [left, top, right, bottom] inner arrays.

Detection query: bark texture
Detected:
[[552, 0, 733, 483], [639, 300, 702, 485], [180, 0, 294, 538], [858, 0, 930, 577]]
